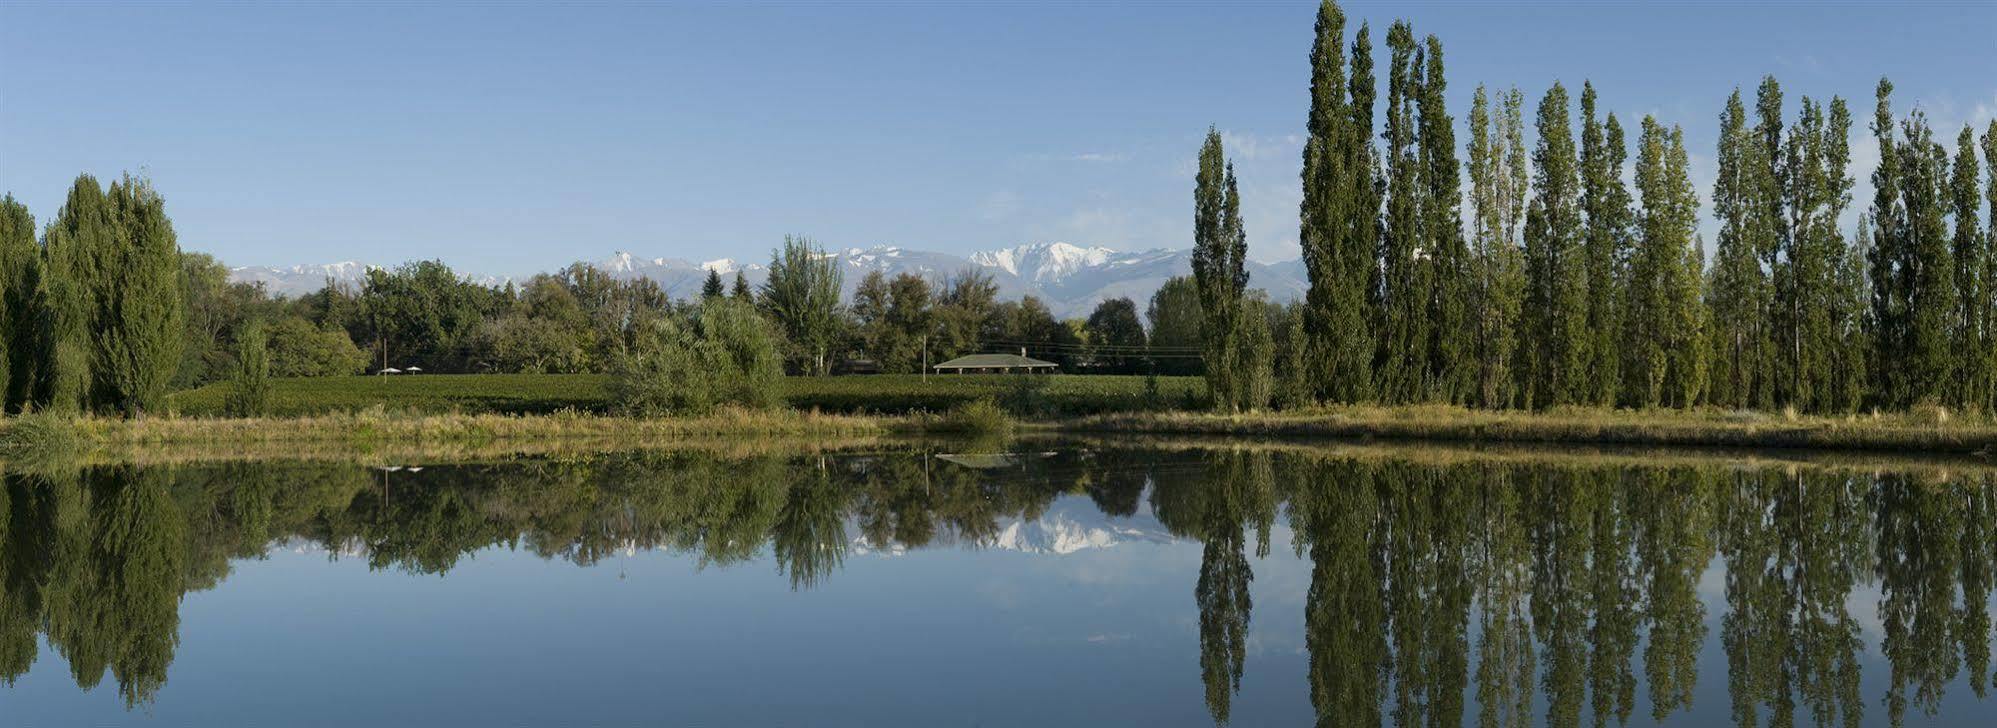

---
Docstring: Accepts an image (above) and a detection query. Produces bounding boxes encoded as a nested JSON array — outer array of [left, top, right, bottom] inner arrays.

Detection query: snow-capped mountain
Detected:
[[970, 242, 1116, 283], [849, 493, 1177, 557], [228, 243, 1309, 317], [230, 261, 373, 295]]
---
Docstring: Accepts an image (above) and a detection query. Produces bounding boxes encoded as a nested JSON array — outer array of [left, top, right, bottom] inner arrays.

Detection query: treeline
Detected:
[[1189, 0, 1997, 414], [1, 180, 1216, 416]]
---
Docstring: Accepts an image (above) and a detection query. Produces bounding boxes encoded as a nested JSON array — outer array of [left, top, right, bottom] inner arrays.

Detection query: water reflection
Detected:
[[0, 448, 1992, 725]]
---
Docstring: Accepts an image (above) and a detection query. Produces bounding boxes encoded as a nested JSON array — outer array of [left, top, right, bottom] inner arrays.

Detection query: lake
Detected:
[[1, 442, 1992, 726]]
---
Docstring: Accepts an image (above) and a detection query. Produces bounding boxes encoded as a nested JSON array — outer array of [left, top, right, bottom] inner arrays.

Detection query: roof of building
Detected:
[[932, 353, 1059, 369]]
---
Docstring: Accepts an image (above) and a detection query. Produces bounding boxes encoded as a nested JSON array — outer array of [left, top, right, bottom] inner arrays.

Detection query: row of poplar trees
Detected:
[[0, 174, 188, 417], [1194, 0, 1997, 414]]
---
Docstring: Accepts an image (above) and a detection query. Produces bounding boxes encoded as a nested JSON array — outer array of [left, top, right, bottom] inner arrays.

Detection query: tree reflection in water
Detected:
[[0, 447, 1991, 724]]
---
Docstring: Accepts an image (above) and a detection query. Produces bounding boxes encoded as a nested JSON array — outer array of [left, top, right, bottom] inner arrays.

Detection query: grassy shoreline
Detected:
[[1061, 404, 1997, 455], [5, 402, 1996, 464]]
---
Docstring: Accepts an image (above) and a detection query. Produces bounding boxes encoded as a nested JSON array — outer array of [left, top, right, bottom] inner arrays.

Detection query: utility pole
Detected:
[[922, 335, 928, 383]]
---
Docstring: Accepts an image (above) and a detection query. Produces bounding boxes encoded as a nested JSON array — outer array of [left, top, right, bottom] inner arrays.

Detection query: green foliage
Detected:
[[851, 271, 934, 373], [0, 195, 36, 413], [611, 298, 783, 416], [1628, 117, 1707, 408], [1523, 82, 1589, 408], [266, 316, 369, 377], [356, 260, 506, 373], [701, 269, 725, 300], [1579, 83, 1634, 407], [96, 176, 188, 417], [1298, 0, 1375, 404], [1469, 86, 1529, 409], [1193, 129, 1251, 412], [760, 235, 844, 376], [225, 320, 272, 417], [1148, 275, 1204, 376], [935, 397, 1015, 435], [1084, 297, 1147, 374]]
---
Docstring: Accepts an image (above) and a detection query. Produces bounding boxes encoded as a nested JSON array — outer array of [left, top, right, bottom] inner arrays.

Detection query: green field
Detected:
[[169, 373, 1208, 417]]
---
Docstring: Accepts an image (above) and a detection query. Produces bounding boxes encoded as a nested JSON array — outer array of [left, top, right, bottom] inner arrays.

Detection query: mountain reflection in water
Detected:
[[1, 447, 1992, 726]]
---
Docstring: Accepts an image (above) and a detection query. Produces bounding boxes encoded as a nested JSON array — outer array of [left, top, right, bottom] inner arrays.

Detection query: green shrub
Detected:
[[937, 397, 1015, 435], [611, 299, 785, 416], [225, 320, 272, 417]]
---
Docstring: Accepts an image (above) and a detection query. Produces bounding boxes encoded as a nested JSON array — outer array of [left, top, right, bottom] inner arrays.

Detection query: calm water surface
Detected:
[[1, 444, 1993, 726]]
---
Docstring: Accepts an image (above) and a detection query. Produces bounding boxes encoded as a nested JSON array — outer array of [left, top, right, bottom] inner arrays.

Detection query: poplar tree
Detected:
[[1628, 117, 1705, 408], [98, 175, 188, 417], [1709, 90, 1771, 409], [1297, 2, 1377, 404], [1375, 21, 1428, 403], [1522, 82, 1586, 408], [1895, 109, 1955, 406], [1579, 82, 1633, 406], [1868, 79, 1906, 406], [1469, 86, 1528, 409], [1419, 34, 1472, 404], [1298, 0, 1371, 404], [1749, 78, 1787, 408], [1193, 129, 1251, 411], [1950, 126, 1987, 410], [0, 195, 35, 412], [1777, 96, 1857, 412], [1982, 121, 1997, 412]]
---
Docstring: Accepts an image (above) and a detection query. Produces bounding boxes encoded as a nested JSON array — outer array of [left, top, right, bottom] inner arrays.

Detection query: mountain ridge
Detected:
[[228, 242, 1307, 318]]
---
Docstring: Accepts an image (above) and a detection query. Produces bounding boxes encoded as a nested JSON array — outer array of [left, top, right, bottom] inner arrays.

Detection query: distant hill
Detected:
[[229, 241, 1308, 318]]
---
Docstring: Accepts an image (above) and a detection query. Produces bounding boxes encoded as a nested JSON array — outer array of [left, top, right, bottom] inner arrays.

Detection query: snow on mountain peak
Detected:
[[969, 241, 1116, 282], [700, 258, 737, 274]]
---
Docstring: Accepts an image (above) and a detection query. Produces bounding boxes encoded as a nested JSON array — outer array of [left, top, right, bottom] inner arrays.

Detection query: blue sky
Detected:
[[3, 1, 1993, 276]]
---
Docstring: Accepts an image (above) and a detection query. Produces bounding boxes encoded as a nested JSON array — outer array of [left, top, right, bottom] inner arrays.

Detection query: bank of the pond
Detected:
[[1062, 405, 1997, 455]]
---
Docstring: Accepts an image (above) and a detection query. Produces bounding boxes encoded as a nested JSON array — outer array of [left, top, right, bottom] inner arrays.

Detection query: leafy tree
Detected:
[[1419, 34, 1473, 404], [759, 235, 844, 376], [1951, 125, 1988, 410], [225, 320, 271, 417], [933, 268, 998, 361], [1374, 22, 1428, 404], [1628, 117, 1707, 408], [1147, 275, 1204, 377], [1868, 79, 1906, 406], [852, 271, 934, 372], [1895, 107, 1957, 406], [701, 269, 725, 300], [1469, 86, 1529, 409], [97, 175, 187, 417], [34, 175, 114, 413], [612, 297, 782, 415], [1084, 297, 1147, 374], [730, 270, 753, 302], [1579, 83, 1633, 406], [1983, 121, 1997, 412], [1710, 90, 1773, 409], [1522, 83, 1587, 408], [1298, 0, 1377, 404], [356, 260, 503, 373], [1776, 96, 1858, 412], [265, 316, 369, 377], [0, 194, 35, 412], [1193, 128, 1251, 411]]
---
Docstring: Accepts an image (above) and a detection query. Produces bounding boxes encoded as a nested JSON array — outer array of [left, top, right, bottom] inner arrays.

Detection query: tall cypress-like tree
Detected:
[[1469, 86, 1529, 409], [1867, 79, 1908, 407], [1469, 85, 1525, 408], [36, 175, 115, 413], [1949, 125, 1987, 410], [1298, 0, 1372, 404], [0, 195, 36, 412], [1522, 82, 1586, 408], [1579, 83, 1633, 406], [1193, 129, 1252, 411], [1709, 90, 1770, 409], [1419, 34, 1472, 404], [1982, 122, 1997, 413], [1776, 96, 1858, 412], [1374, 21, 1428, 404], [1349, 22, 1382, 400], [1893, 108, 1956, 406], [1628, 117, 1706, 408], [98, 175, 188, 417]]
